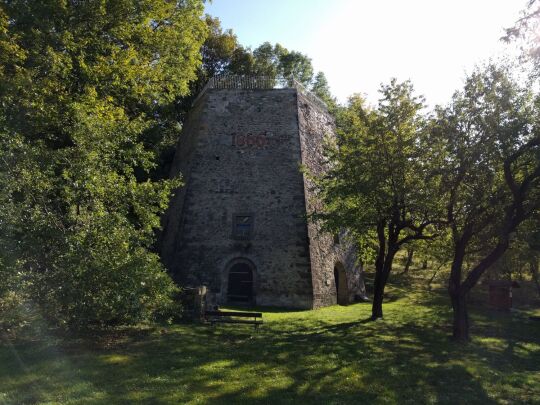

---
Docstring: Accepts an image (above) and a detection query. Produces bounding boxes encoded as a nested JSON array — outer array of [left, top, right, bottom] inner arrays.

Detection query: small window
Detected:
[[232, 214, 253, 240]]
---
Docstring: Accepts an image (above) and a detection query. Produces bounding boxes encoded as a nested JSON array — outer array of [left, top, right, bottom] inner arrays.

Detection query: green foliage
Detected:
[[200, 15, 239, 78], [273, 45, 314, 87], [311, 71, 338, 112], [432, 64, 540, 276], [430, 63, 540, 339], [488, 215, 540, 296], [194, 18, 317, 86], [0, 257, 35, 335], [503, 1, 540, 72], [314, 80, 444, 318], [248, 41, 315, 86], [317, 81, 442, 260], [0, 0, 206, 330]]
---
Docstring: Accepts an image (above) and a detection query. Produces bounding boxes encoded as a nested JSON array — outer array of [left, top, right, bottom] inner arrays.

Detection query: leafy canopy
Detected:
[[314, 80, 445, 319], [317, 81, 442, 252], [0, 0, 206, 329]]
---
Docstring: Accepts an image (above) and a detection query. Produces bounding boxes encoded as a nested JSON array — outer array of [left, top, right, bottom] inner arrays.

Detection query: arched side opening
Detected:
[[334, 262, 349, 305], [225, 259, 256, 305]]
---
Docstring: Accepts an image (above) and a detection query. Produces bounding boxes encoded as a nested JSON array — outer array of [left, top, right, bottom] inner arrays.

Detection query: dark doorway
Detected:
[[227, 263, 254, 304], [334, 264, 349, 305]]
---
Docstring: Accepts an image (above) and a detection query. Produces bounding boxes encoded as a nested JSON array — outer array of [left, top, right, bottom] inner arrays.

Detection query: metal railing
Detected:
[[192, 74, 328, 111]]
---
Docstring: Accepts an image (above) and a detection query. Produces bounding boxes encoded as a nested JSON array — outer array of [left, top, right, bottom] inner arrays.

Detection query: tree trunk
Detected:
[[371, 246, 397, 320], [371, 281, 384, 320], [531, 259, 540, 297], [403, 248, 414, 274], [450, 290, 469, 341], [372, 271, 385, 319], [371, 221, 386, 320], [448, 233, 469, 341], [448, 231, 509, 341], [427, 263, 444, 289]]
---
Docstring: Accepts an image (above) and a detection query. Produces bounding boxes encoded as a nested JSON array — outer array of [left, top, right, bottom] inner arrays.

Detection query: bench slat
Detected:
[[210, 319, 263, 325], [205, 311, 262, 318]]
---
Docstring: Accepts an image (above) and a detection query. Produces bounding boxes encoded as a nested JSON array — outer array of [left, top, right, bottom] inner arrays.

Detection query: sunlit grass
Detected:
[[1, 283, 539, 404]]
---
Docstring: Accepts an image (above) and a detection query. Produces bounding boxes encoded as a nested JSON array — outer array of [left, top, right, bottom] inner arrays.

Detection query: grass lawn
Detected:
[[1, 284, 539, 404]]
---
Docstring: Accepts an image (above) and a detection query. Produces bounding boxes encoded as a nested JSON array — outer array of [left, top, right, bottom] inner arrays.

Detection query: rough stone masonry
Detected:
[[160, 81, 367, 308]]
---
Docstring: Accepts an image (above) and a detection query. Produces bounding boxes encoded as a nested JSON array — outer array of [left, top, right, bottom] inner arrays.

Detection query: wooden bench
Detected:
[[204, 310, 263, 329]]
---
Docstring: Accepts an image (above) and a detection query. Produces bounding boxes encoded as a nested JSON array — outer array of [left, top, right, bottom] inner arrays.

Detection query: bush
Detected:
[[31, 227, 181, 330]]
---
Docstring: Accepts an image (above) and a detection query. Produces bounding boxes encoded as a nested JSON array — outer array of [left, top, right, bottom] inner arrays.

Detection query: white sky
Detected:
[[206, 0, 530, 107]]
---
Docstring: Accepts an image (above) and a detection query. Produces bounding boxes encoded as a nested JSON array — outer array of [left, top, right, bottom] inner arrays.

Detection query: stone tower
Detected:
[[160, 76, 366, 308]]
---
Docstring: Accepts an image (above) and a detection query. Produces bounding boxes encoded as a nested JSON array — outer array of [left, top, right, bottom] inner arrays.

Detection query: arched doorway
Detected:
[[334, 263, 349, 305], [226, 261, 254, 304]]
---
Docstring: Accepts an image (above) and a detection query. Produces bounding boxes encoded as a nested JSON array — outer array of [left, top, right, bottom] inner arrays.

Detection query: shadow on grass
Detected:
[[1, 289, 539, 405]]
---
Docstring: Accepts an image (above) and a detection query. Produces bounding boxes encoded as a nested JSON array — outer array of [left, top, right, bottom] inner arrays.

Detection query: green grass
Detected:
[[1, 285, 539, 405]]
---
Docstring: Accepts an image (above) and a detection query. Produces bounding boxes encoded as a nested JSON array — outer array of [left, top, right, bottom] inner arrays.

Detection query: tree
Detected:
[[195, 26, 317, 88], [250, 42, 315, 86], [194, 15, 256, 84], [0, 0, 206, 329], [315, 81, 443, 320], [176, 20, 318, 115], [277, 47, 314, 87], [252, 42, 281, 78], [523, 216, 540, 296], [401, 245, 415, 274], [228, 46, 256, 76], [528, 230, 540, 295], [311, 71, 338, 112], [503, 1, 540, 70], [491, 216, 540, 296], [200, 15, 239, 79], [431, 64, 540, 341]]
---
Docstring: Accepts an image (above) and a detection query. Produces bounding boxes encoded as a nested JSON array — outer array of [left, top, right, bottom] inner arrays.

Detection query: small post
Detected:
[[194, 285, 207, 322]]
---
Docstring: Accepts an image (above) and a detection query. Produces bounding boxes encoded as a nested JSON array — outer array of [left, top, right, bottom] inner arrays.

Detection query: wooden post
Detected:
[[194, 286, 207, 322]]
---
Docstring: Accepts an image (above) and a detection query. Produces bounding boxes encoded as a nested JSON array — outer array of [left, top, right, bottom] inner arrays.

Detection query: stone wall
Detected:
[[297, 92, 367, 307], [160, 86, 366, 309], [161, 88, 314, 308]]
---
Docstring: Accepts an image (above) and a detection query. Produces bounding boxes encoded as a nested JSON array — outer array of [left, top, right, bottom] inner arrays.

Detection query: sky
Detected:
[[204, 0, 530, 107]]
